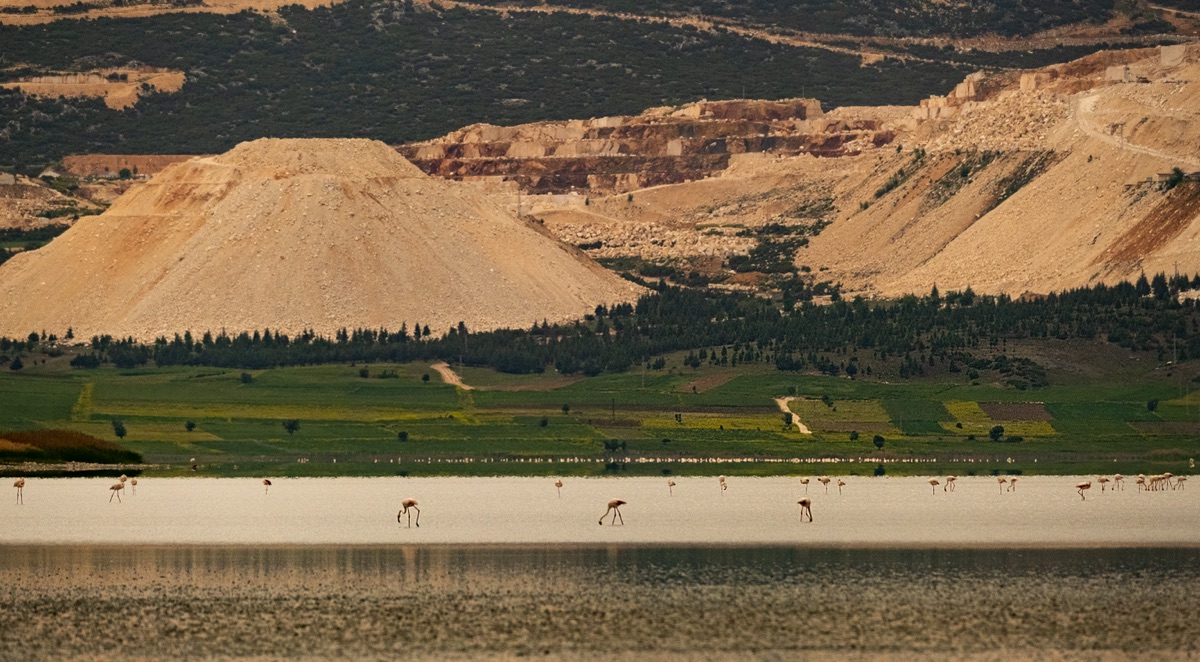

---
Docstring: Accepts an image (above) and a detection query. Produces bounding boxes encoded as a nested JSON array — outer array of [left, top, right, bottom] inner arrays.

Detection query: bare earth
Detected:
[[431, 361, 473, 390], [0, 138, 643, 340], [0, 68, 185, 109]]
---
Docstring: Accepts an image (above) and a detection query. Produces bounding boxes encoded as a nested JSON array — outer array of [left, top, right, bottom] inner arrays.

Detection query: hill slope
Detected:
[[0, 138, 642, 340]]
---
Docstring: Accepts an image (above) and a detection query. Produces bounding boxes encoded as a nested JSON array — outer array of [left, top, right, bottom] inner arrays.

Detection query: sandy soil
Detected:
[[774, 396, 813, 434], [0, 138, 644, 340], [431, 361, 473, 390]]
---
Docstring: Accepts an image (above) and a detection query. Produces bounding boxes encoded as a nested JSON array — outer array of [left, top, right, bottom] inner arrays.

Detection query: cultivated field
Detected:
[[2, 352, 1198, 478]]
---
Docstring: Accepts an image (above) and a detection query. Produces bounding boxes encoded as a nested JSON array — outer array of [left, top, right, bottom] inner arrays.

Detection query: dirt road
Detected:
[[1072, 92, 1200, 169], [431, 361, 474, 390], [773, 396, 812, 434]]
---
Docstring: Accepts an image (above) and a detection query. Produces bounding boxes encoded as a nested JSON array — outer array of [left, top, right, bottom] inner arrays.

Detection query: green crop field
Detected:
[[2, 355, 1198, 478]]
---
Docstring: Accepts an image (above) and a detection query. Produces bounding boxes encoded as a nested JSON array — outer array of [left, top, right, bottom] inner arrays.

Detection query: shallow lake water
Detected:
[[2, 475, 1197, 545], [2, 476, 1197, 660]]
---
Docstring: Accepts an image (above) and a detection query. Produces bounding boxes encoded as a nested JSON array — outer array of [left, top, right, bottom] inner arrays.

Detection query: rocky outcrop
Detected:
[[398, 98, 898, 195]]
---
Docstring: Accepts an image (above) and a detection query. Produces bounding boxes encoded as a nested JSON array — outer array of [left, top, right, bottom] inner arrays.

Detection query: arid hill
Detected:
[[436, 44, 1200, 298], [0, 138, 642, 340]]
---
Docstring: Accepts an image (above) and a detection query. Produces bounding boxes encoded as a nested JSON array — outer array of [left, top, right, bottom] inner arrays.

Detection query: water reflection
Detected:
[[1, 545, 1197, 658]]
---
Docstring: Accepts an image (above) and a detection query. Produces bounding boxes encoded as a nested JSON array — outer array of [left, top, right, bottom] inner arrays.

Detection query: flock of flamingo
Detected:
[[7, 467, 1192, 526]]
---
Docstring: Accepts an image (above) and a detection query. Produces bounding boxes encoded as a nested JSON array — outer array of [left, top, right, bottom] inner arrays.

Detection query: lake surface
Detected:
[[3, 476, 1197, 660], [1, 545, 1197, 660], [2, 475, 1197, 545]]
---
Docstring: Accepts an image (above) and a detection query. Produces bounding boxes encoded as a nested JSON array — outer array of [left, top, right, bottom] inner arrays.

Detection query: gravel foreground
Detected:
[[0, 545, 1196, 660]]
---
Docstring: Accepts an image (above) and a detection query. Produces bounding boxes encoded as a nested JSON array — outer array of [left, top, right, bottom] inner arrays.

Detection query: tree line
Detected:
[[5, 273, 1197, 386]]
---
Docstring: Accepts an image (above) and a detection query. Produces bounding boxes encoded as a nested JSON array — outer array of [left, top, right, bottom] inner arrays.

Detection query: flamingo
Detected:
[[599, 499, 626, 525], [1097, 476, 1110, 492], [129, 477, 138, 495], [818, 476, 831, 493], [944, 476, 957, 492], [797, 498, 812, 522], [667, 479, 676, 495], [262, 479, 272, 494], [836, 478, 846, 495], [997, 477, 1008, 493], [1136, 474, 1147, 491], [928, 477, 940, 494], [1113, 474, 1124, 491], [108, 481, 124, 503], [1164, 473, 1175, 490], [554, 479, 563, 497], [718, 475, 727, 492], [798, 478, 810, 493], [13, 478, 24, 505], [1007, 477, 1018, 492], [1076, 481, 1091, 500], [1176, 476, 1187, 490], [397, 498, 420, 528]]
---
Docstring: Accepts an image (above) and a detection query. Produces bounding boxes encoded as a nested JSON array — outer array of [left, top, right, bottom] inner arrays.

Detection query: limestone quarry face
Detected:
[[444, 44, 1200, 299], [0, 138, 643, 340]]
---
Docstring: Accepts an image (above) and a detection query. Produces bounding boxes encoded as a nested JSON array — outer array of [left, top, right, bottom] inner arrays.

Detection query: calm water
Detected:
[[0, 545, 1197, 659], [3, 476, 1197, 659], [2, 475, 1197, 545]]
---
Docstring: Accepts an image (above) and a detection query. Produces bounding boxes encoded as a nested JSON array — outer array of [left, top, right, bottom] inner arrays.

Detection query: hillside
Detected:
[[0, 138, 642, 340], [5, 0, 1193, 170], [415, 44, 1200, 298]]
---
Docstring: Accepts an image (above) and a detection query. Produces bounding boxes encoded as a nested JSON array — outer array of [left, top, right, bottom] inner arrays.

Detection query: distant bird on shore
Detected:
[[398, 498, 420, 528], [718, 475, 727, 492], [13, 478, 24, 505], [1076, 481, 1091, 500], [799, 478, 810, 493], [1136, 474, 1147, 491], [945, 476, 957, 492], [109, 481, 125, 503], [554, 479, 563, 498], [997, 477, 1008, 493], [1176, 476, 1187, 490], [1113, 474, 1125, 491], [262, 479, 272, 494], [818, 477, 831, 493], [837, 478, 846, 495], [1007, 477, 1018, 492], [599, 499, 625, 526], [797, 498, 812, 523], [667, 479, 676, 496], [1097, 476, 1110, 492], [928, 478, 940, 494]]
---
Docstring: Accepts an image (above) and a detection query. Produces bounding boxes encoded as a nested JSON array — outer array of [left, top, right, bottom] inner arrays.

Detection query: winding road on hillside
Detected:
[[1071, 91, 1200, 169], [435, 0, 931, 65]]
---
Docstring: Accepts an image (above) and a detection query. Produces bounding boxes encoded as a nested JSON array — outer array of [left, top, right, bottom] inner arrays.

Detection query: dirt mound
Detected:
[[0, 138, 642, 340]]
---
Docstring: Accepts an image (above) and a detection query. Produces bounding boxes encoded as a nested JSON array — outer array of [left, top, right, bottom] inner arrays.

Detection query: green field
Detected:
[[2, 353, 1198, 478]]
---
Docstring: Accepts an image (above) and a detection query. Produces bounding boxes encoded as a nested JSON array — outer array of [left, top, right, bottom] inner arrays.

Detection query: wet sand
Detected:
[[3, 475, 1198, 546], [0, 545, 1196, 660]]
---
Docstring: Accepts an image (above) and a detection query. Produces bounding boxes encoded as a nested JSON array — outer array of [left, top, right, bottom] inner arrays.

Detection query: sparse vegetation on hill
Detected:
[[461, 0, 1118, 38], [0, 0, 1130, 169]]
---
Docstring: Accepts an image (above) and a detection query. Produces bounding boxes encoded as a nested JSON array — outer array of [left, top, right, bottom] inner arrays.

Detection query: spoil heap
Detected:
[[0, 138, 642, 340]]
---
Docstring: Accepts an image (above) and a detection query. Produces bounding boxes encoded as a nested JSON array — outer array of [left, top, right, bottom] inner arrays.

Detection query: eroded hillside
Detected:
[[410, 44, 1200, 299], [0, 139, 642, 340]]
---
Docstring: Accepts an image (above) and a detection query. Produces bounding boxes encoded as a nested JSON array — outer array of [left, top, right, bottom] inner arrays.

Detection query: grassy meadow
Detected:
[[2, 344, 1199, 478]]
